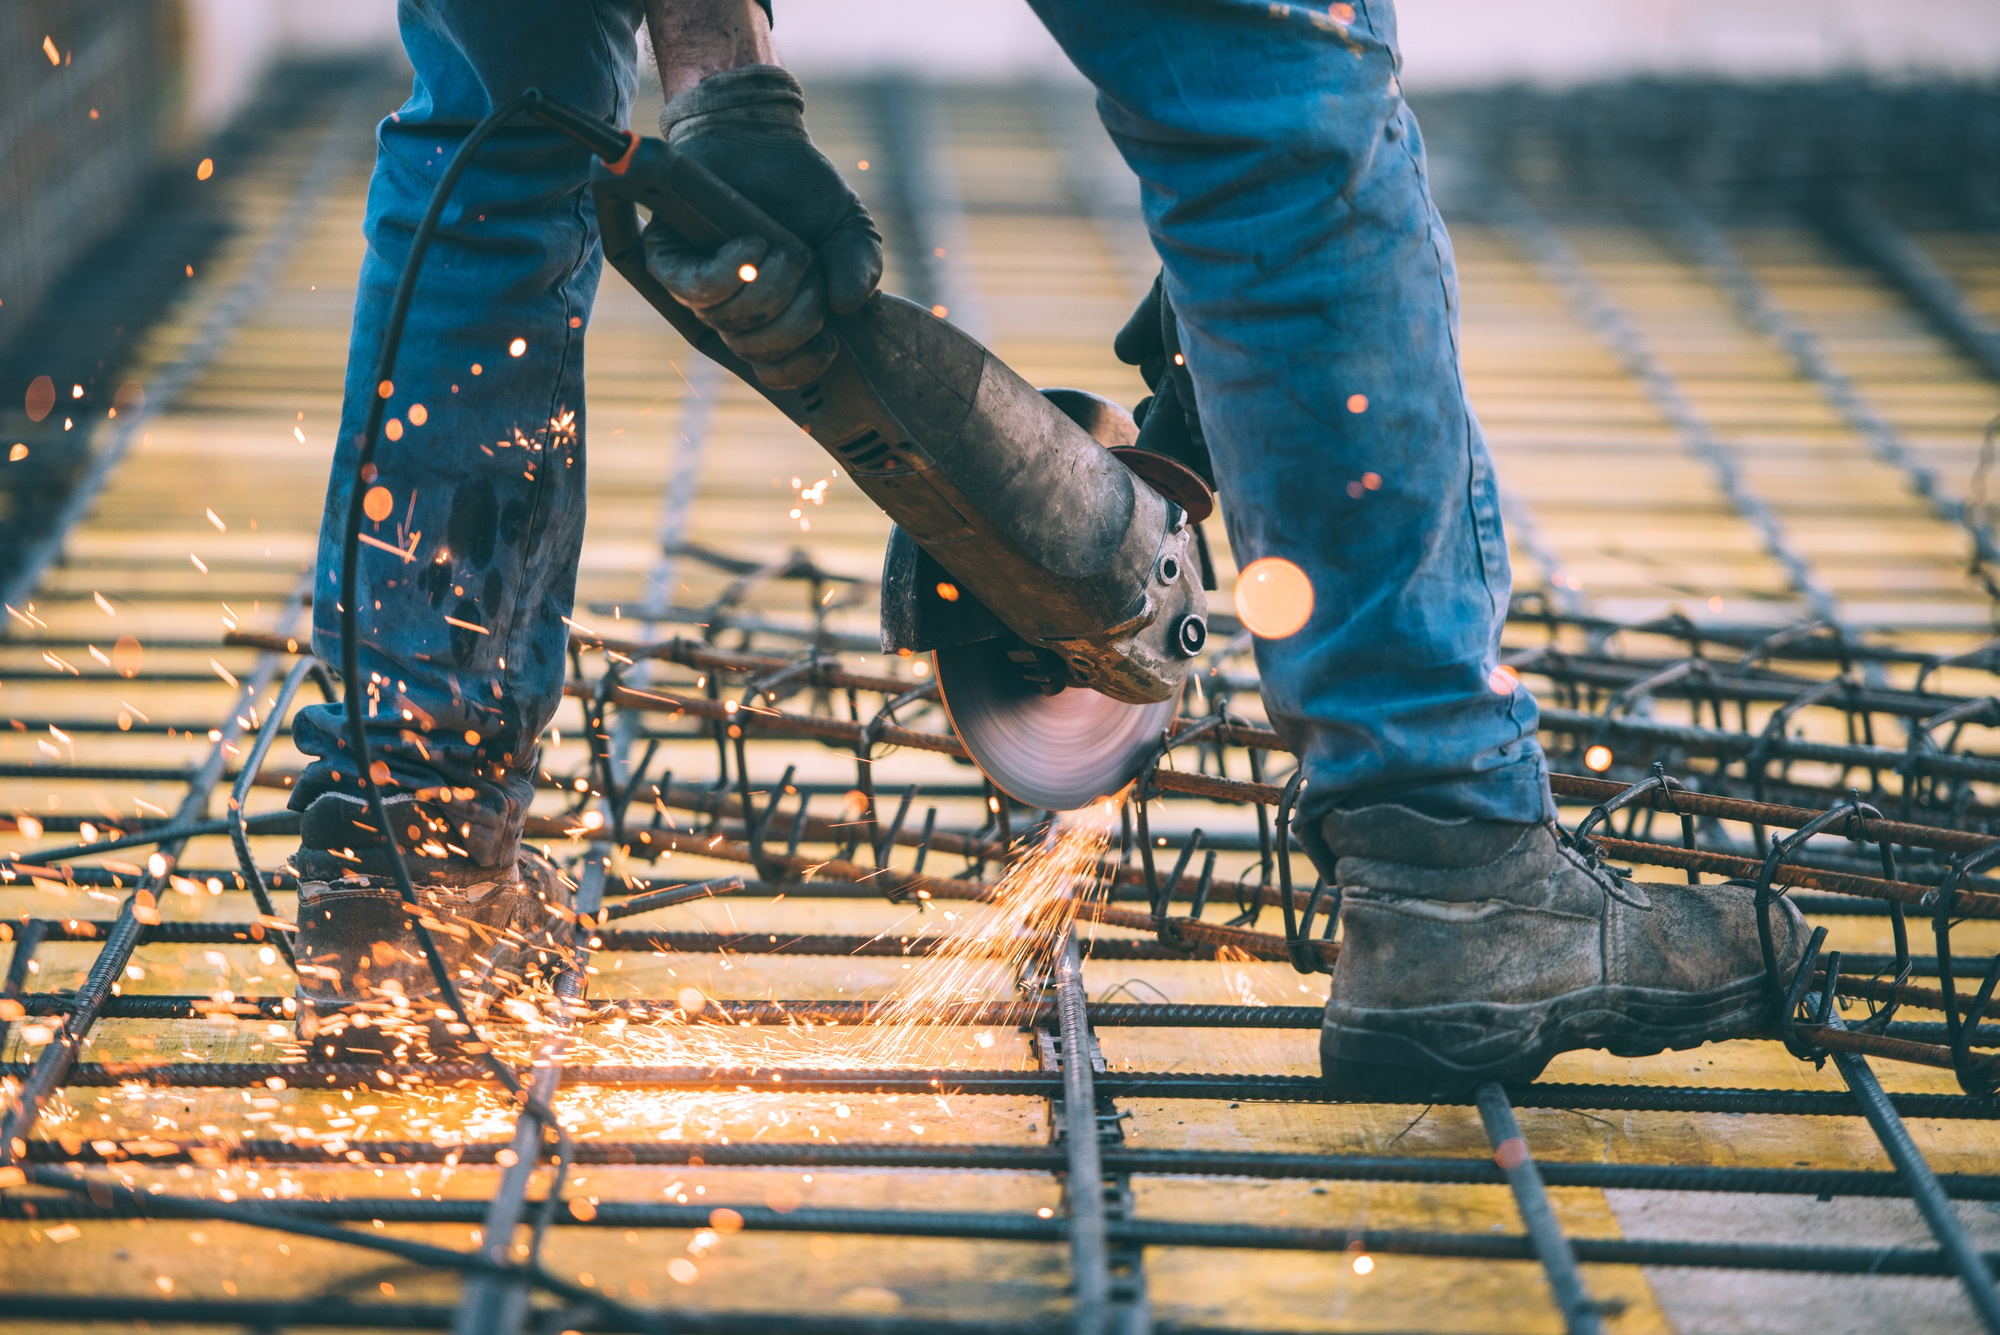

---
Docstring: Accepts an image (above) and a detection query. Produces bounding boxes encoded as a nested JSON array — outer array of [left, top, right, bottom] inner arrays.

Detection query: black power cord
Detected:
[[333, 86, 651, 1325], [338, 91, 535, 1087]]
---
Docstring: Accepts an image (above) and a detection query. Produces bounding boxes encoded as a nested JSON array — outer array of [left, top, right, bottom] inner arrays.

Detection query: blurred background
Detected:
[[7, 0, 1998, 361], [4, 0, 2000, 625]]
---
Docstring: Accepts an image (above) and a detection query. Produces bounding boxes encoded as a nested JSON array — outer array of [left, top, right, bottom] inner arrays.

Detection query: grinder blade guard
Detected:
[[547, 103, 1209, 809]]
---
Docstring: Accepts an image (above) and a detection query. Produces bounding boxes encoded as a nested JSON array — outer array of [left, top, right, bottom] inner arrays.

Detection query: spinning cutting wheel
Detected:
[[934, 638, 1179, 811]]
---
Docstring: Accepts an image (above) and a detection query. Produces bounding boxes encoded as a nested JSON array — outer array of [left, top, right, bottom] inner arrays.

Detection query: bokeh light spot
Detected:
[[112, 635, 143, 678], [1584, 745, 1614, 772], [1234, 558, 1314, 639], [24, 375, 54, 422]]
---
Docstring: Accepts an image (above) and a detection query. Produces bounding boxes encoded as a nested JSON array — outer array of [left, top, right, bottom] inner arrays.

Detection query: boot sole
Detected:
[[292, 858, 573, 1064], [1321, 975, 1776, 1102]]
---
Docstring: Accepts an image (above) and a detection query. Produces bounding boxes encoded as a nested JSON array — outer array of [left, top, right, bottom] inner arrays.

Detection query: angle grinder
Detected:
[[528, 94, 1209, 810]]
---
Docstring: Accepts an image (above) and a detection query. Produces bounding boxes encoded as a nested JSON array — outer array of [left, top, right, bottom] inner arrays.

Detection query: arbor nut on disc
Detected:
[[935, 639, 1177, 812]]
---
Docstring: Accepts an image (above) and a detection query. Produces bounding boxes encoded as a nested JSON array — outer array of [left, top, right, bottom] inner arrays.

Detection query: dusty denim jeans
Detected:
[[292, 0, 1550, 865], [1028, 0, 1549, 833]]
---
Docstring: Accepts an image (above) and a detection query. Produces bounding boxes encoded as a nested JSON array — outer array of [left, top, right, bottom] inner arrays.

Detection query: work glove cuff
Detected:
[[661, 64, 808, 144]]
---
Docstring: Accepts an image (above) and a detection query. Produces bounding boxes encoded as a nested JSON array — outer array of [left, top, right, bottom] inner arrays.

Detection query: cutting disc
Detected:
[[935, 638, 1177, 811]]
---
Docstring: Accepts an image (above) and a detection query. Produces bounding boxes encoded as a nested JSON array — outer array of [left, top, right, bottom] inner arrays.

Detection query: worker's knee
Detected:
[[1037, 0, 1409, 207]]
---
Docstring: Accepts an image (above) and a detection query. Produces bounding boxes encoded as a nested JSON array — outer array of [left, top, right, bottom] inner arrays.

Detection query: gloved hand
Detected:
[[1113, 272, 1216, 490], [644, 66, 882, 388]]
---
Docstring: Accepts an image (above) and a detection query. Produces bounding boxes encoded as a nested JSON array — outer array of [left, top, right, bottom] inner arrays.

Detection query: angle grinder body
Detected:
[[577, 128, 1207, 808]]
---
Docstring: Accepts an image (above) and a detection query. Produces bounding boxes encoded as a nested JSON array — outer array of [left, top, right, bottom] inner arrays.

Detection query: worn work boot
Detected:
[[290, 791, 575, 1062], [1317, 805, 1809, 1100]]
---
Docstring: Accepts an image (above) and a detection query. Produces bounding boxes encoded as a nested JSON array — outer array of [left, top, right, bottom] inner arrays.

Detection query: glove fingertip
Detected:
[[822, 234, 883, 315], [1113, 272, 1165, 364], [752, 330, 839, 389]]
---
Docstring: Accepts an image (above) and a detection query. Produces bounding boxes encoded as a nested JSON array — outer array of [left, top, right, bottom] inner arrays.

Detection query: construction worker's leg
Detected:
[[291, 1, 643, 866], [1031, 1, 1806, 1098], [1028, 0, 1547, 840]]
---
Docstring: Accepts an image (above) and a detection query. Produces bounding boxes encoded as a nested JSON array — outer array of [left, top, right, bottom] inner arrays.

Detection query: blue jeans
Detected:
[[293, 0, 1550, 864]]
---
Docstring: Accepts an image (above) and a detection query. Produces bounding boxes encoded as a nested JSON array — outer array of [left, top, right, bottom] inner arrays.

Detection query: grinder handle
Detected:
[[592, 136, 808, 255], [590, 141, 751, 350], [596, 140, 814, 377], [524, 88, 805, 256], [525, 94, 809, 361]]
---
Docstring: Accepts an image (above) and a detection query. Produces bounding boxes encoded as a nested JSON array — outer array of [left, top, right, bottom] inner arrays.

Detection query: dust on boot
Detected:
[[290, 791, 575, 1061], [1315, 804, 1809, 1100]]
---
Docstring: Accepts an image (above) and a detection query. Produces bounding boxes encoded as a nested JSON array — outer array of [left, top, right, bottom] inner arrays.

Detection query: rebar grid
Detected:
[[7, 73, 2000, 1335], [13, 583, 2000, 1332]]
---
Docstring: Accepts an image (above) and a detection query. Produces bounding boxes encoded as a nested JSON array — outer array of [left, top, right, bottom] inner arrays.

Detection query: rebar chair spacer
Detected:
[[1753, 796, 1908, 1060], [1271, 769, 1335, 976], [1129, 712, 1226, 953], [1930, 838, 2000, 1095]]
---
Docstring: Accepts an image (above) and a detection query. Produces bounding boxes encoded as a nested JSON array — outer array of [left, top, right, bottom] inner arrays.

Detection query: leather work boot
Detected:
[[290, 791, 575, 1062], [1317, 804, 1809, 1100]]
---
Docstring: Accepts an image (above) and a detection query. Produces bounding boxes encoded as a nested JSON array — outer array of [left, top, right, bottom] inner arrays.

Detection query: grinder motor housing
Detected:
[[583, 132, 1207, 709]]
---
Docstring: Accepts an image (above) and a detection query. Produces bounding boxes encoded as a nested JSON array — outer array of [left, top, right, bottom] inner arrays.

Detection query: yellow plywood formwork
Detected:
[[3, 71, 2000, 1335]]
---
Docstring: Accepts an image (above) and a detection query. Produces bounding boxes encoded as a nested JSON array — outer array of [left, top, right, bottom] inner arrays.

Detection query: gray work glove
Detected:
[[1113, 272, 1216, 490], [644, 66, 882, 388]]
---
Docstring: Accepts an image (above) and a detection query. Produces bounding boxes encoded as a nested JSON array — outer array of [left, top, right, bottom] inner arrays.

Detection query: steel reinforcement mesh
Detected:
[[4, 70, 2000, 1335]]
